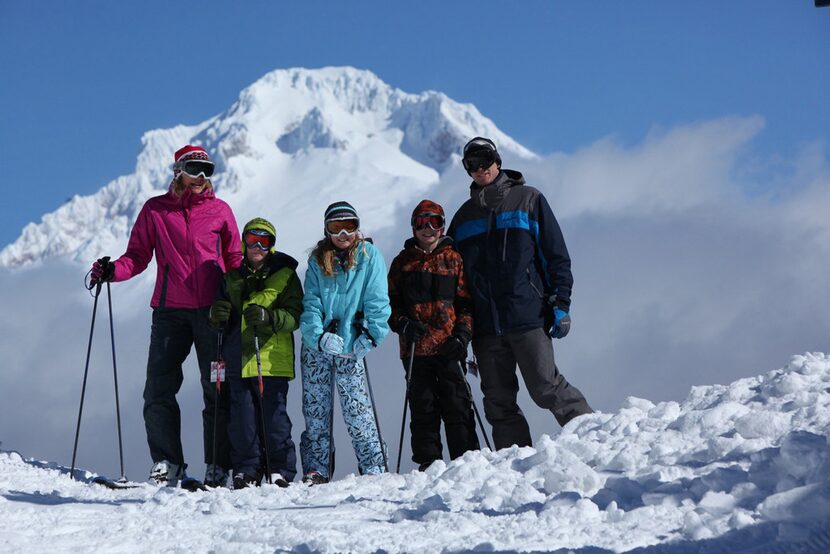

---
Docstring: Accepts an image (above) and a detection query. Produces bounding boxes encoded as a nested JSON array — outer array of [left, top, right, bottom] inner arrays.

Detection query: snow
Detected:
[[0, 66, 533, 270], [3, 353, 829, 552]]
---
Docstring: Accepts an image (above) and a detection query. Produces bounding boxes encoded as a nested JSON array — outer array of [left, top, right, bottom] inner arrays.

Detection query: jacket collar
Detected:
[[469, 169, 525, 209], [239, 251, 299, 278], [165, 184, 216, 208], [403, 235, 454, 255]]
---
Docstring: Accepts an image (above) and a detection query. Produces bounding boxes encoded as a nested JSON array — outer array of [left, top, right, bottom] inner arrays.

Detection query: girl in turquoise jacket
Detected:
[[299, 201, 391, 484]]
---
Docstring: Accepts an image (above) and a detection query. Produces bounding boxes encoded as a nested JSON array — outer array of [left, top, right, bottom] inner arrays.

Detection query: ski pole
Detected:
[[105, 282, 127, 482], [253, 329, 272, 485], [395, 342, 416, 473], [457, 360, 492, 450], [362, 353, 389, 473], [70, 278, 103, 480], [325, 319, 339, 481], [211, 330, 223, 485]]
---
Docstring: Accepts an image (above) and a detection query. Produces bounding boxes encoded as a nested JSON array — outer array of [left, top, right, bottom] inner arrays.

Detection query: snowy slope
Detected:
[[2, 353, 829, 553], [0, 66, 533, 269]]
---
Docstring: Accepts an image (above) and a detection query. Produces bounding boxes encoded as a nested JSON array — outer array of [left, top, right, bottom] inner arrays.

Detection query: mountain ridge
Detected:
[[0, 66, 533, 268]]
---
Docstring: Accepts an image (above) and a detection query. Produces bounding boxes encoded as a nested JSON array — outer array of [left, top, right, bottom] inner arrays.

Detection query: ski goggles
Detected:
[[243, 229, 275, 250], [180, 160, 215, 178], [411, 213, 445, 231], [462, 151, 497, 172], [326, 219, 359, 239]]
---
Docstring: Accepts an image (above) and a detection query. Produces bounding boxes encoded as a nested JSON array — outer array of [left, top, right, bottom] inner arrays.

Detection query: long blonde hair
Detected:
[[311, 235, 367, 277], [170, 174, 214, 197]]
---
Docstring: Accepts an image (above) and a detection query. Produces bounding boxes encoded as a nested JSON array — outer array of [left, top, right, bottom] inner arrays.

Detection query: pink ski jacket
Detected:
[[112, 186, 243, 309]]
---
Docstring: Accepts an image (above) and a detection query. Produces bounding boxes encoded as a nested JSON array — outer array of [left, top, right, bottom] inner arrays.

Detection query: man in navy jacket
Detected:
[[447, 137, 592, 450]]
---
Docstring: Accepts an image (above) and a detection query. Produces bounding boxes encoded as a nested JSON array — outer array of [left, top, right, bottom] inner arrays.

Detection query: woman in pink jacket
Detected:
[[90, 145, 242, 488]]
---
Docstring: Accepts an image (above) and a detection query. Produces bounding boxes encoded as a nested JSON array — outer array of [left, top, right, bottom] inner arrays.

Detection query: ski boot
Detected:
[[302, 471, 328, 486], [149, 460, 183, 487], [204, 464, 229, 488]]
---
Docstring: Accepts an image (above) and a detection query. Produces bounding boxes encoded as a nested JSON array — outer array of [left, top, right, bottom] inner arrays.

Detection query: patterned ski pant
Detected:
[[299, 347, 386, 478]]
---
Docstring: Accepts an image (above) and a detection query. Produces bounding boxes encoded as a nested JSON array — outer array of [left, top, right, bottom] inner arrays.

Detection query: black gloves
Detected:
[[243, 304, 273, 328], [211, 301, 288, 332], [396, 318, 427, 343], [90, 257, 114, 285], [439, 330, 470, 362], [209, 300, 232, 327]]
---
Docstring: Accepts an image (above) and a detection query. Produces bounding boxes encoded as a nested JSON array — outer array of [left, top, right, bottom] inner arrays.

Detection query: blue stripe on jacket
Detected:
[[496, 211, 551, 289], [454, 218, 488, 243], [457, 211, 553, 290]]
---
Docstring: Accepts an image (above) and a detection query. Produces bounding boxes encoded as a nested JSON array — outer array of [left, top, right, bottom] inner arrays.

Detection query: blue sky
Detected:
[[0, 1, 827, 247]]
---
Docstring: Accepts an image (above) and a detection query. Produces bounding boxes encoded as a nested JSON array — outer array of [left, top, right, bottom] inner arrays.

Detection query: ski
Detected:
[[91, 476, 139, 490]]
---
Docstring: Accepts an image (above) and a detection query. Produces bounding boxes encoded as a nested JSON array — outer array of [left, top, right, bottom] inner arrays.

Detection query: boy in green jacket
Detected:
[[210, 217, 303, 488]]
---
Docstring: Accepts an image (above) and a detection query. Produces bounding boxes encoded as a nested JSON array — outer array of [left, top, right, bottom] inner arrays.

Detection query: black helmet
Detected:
[[462, 136, 501, 172]]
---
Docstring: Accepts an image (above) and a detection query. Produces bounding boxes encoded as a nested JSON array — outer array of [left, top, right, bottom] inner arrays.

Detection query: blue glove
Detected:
[[352, 334, 374, 361], [549, 308, 571, 339], [319, 332, 344, 355]]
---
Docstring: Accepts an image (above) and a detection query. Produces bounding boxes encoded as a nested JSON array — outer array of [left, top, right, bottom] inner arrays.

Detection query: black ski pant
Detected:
[[228, 374, 297, 481], [404, 355, 480, 465], [143, 307, 231, 470], [472, 327, 592, 450]]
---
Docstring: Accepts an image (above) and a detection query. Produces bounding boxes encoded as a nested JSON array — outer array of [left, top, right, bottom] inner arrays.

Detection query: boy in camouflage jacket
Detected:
[[388, 200, 480, 470]]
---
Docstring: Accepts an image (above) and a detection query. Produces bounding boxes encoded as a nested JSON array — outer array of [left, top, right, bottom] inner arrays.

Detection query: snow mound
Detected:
[[2, 353, 829, 552]]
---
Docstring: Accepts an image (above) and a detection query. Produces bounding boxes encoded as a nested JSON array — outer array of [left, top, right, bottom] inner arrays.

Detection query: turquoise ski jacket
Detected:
[[300, 240, 391, 353]]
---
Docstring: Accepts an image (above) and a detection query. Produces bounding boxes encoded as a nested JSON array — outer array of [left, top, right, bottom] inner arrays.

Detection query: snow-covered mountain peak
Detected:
[[0, 66, 532, 269]]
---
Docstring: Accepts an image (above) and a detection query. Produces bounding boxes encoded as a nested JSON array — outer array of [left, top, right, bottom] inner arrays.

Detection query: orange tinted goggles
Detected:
[[243, 230, 274, 250], [412, 213, 445, 230]]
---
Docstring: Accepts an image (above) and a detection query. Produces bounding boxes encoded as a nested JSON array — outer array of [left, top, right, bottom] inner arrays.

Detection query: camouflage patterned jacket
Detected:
[[387, 236, 473, 359]]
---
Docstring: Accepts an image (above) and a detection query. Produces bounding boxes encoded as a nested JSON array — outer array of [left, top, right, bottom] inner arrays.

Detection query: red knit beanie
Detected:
[[174, 145, 211, 164]]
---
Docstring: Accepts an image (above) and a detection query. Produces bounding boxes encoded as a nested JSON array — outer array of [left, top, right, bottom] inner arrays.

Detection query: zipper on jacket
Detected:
[[502, 227, 509, 262], [485, 209, 503, 336], [159, 264, 170, 308], [527, 267, 545, 300], [214, 235, 222, 269], [183, 207, 199, 303]]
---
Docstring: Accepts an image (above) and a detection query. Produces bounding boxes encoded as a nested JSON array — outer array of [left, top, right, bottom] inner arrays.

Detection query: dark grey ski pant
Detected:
[[143, 307, 231, 470], [472, 327, 591, 450]]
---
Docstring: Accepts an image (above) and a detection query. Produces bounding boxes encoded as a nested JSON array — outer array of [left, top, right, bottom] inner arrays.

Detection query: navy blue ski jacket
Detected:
[[447, 169, 572, 337]]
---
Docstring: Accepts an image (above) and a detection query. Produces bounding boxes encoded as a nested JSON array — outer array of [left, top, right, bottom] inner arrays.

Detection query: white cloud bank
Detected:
[[1, 115, 828, 482]]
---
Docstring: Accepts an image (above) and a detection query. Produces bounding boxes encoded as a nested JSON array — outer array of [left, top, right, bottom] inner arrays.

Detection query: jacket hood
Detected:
[[411, 199, 445, 220]]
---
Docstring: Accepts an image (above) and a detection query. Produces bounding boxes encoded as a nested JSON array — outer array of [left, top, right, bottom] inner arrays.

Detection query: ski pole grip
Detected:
[[92, 255, 112, 293]]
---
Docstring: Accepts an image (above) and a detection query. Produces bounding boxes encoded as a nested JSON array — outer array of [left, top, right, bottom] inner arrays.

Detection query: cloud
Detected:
[[1, 116, 828, 481], [519, 116, 830, 409]]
